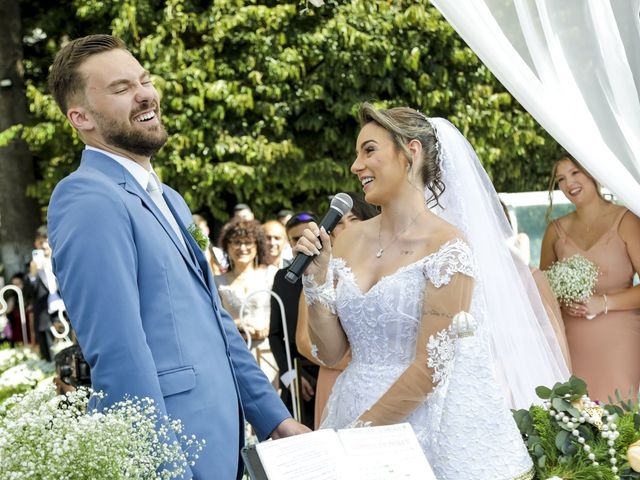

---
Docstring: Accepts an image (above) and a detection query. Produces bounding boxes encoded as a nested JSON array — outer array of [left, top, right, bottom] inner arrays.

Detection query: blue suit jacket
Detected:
[[48, 149, 289, 479]]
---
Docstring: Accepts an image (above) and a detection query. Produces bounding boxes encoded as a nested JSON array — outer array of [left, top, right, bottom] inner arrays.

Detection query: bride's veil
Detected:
[[428, 117, 569, 409]]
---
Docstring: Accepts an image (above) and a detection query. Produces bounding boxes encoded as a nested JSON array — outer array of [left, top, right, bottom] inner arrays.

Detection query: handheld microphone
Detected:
[[285, 193, 353, 284]]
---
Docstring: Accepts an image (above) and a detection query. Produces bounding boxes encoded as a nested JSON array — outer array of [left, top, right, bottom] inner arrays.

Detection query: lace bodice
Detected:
[[317, 238, 533, 479], [333, 239, 474, 367]]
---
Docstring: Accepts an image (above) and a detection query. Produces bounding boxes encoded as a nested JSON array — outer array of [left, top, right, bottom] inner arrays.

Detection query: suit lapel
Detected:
[[163, 193, 212, 292], [80, 151, 206, 287]]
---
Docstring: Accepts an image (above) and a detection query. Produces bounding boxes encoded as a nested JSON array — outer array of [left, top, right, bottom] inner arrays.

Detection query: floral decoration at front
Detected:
[[0, 346, 53, 404], [513, 376, 640, 480], [0, 385, 205, 479], [544, 254, 599, 307]]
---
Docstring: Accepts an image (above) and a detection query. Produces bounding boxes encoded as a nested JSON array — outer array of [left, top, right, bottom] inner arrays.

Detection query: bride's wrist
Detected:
[[302, 267, 336, 314]]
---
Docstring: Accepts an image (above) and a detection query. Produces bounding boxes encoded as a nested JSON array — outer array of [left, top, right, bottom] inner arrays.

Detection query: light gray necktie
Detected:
[[146, 174, 187, 250]]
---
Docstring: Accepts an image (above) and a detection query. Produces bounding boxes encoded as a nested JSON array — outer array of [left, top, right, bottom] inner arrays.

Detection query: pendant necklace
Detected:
[[376, 211, 422, 258]]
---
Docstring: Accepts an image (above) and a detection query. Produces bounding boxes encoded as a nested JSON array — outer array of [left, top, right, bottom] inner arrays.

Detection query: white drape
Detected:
[[430, 0, 640, 216]]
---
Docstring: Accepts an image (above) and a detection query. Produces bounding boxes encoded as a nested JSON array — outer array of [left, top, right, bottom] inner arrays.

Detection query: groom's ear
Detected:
[[67, 96, 96, 133], [67, 107, 94, 132]]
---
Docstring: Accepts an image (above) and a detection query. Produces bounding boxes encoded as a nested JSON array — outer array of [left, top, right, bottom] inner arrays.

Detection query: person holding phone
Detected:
[[24, 225, 65, 361]]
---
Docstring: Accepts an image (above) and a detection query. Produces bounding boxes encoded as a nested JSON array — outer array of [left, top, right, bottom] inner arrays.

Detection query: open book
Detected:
[[252, 423, 436, 480]]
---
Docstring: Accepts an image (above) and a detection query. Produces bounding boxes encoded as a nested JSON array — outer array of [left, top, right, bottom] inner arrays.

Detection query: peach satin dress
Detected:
[[553, 209, 640, 401]]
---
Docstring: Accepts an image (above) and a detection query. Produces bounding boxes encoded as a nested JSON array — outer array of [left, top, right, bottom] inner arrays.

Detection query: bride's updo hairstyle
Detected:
[[358, 102, 444, 208]]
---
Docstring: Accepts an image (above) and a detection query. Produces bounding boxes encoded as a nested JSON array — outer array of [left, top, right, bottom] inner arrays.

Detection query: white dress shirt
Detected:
[[85, 146, 186, 249]]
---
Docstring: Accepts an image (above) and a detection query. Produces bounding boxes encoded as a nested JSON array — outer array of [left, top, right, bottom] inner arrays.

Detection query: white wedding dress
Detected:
[[319, 239, 534, 480]]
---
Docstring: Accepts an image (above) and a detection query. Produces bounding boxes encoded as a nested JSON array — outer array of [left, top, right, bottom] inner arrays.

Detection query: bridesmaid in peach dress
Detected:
[[541, 154, 640, 402]]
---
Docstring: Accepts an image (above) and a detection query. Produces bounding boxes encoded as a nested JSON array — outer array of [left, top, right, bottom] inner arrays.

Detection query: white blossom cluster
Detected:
[[0, 347, 40, 374], [545, 254, 599, 305], [0, 386, 205, 479], [0, 348, 54, 403]]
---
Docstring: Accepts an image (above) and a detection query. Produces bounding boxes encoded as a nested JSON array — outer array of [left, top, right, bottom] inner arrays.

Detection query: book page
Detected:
[[255, 429, 344, 480], [337, 423, 437, 480]]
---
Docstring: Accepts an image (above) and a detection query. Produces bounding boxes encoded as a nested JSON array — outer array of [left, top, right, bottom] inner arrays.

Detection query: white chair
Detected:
[[239, 289, 300, 422]]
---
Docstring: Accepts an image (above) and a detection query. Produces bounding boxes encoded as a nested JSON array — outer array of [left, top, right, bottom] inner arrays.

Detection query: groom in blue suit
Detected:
[[46, 35, 309, 479]]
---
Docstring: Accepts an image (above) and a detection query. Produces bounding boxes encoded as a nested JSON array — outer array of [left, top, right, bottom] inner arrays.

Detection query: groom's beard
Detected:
[[92, 108, 168, 157]]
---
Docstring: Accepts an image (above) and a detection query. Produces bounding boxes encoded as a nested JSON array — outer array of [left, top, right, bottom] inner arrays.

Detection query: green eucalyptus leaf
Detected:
[[536, 386, 552, 399]]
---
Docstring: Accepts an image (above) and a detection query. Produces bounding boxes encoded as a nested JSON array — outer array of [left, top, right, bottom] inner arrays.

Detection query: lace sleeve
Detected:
[[356, 251, 476, 426], [303, 258, 349, 367], [302, 267, 337, 314], [423, 238, 475, 287]]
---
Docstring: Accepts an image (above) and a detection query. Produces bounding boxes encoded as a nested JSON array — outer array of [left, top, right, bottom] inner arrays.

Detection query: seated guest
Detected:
[[268, 212, 319, 428]]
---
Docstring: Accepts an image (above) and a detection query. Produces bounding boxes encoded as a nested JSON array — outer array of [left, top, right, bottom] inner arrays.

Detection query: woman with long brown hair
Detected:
[[541, 154, 640, 401]]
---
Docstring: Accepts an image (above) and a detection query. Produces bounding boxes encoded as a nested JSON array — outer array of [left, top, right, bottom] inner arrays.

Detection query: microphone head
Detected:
[[330, 192, 354, 216]]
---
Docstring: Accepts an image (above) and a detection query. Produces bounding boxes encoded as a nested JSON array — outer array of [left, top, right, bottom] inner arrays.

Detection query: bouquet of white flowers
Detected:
[[0, 386, 205, 479], [544, 254, 599, 306]]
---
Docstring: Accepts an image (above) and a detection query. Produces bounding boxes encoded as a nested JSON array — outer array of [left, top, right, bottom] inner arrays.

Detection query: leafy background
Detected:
[[11, 0, 561, 226]]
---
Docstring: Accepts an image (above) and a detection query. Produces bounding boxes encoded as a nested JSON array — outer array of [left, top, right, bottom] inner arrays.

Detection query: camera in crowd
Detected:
[[54, 344, 91, 389]]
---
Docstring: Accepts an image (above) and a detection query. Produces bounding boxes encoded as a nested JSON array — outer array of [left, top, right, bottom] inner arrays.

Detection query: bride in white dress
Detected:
[[294, 103, 569, 479]]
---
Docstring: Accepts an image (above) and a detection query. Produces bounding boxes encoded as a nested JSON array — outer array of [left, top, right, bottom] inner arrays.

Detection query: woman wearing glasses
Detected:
[[214, 220, 278, 382]]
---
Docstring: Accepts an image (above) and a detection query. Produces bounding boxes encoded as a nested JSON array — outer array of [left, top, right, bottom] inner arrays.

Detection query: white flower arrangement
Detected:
[[0, 348, 54, 403], [0, 347, 40, 375], [544, 254, 599, 306], [0, 386, 205, 479]]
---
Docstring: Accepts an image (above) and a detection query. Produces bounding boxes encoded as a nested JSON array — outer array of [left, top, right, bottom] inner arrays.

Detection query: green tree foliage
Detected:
[[9, 0, 560, 222]]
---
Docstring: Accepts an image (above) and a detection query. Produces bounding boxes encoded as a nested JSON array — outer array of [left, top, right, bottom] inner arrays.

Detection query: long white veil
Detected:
[[428, 117, 569, 409]]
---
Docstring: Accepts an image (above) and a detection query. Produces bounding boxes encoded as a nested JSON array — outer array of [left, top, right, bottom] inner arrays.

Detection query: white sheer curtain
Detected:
[[430, 0, 640, 216]]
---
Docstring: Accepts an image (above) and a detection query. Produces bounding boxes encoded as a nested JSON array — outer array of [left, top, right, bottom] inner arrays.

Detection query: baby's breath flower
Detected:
[[0, 385, 205, 479], [545, 254, 599, 305]]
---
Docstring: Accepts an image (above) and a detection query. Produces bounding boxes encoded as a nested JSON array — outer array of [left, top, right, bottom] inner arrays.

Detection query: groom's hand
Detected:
[[270, 418, 311, 440]]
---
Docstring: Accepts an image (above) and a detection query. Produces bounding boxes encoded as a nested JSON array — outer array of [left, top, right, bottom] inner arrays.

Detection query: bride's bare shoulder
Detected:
[[332, 217, 376, 258], [426, 216, 467, 250]]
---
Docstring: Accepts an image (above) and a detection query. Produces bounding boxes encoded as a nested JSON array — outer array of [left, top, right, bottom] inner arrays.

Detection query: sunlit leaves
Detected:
[[14, 0, 559, 222]]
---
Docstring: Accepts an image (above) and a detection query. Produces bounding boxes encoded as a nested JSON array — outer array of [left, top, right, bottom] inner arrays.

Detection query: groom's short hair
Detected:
[[49, 34, 127, 114]]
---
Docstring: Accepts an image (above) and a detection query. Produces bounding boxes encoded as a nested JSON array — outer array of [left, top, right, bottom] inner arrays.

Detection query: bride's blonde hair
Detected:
[[358, 102, 444, 208]]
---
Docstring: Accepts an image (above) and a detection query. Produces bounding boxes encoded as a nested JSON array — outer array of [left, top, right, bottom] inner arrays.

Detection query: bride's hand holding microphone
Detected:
[[285, 192, 353, 284], [292, 223, 332, 281]]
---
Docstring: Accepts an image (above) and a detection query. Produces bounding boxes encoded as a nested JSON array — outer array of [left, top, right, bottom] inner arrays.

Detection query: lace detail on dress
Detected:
[[302, 265, 337, 314], [427, 327, 456, 384], [423, 239, 475, 288]]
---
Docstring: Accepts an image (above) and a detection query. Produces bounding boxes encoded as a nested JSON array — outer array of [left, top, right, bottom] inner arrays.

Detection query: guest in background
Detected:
[[192, 214, 227, 275], [215, 220, 278, 383], [24, 225, 66, 362], [277, 209, 294, 225], [263, 220, 290, 268], [541, 153, 640, 401], [232, 203, 255, 222], [268, 212, 319, 428], [5, 273, 30, 347], [296, 192, 379, 428]]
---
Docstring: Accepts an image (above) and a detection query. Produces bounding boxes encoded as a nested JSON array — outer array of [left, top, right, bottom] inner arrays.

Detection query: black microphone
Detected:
[[285, 193, 353, 284]]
